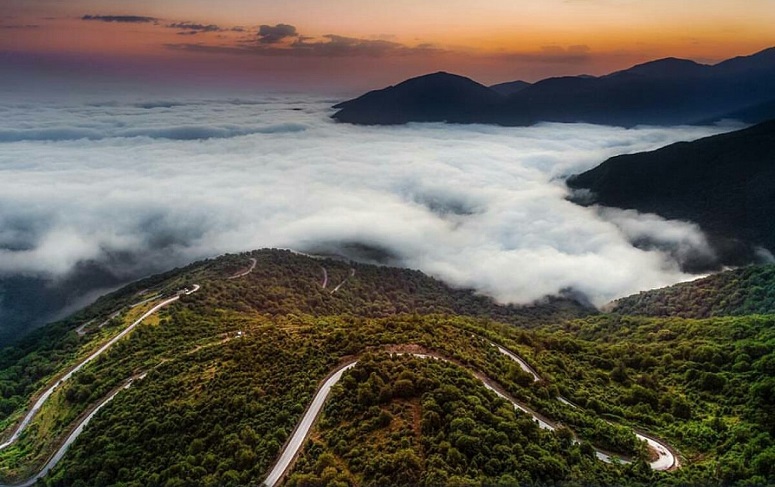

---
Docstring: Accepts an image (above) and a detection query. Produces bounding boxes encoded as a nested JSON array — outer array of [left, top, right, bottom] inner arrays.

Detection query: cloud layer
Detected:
[[82, 15, 157, 23], [0, 95, 728, 328]]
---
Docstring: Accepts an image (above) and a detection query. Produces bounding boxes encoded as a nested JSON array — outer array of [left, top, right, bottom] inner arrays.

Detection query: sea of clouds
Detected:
[[0, 94, 729, 333]]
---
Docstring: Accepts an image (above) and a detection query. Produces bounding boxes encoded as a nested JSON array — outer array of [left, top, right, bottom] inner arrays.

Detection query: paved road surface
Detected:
[[491, 339, 677, 470], [495, 345, 540, 382], [331, 268, 355, 294], [0, 380, 135, 487], [636, 432, 676, 470], [264, 346, 678, 486], [74, 319, 95, 337], [0, 287, 197, 452], [228, 258, 257, 279], [263, 362, 357, 487]]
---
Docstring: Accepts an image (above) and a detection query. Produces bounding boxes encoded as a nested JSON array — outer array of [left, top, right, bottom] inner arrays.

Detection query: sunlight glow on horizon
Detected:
[[2, 0, 774, 90]]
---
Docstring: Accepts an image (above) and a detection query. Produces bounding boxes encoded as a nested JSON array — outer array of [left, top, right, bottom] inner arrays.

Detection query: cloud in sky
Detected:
[[75, 14, 580, 64], [54, 12, 711, 86], [167, 22, 223, 34], [82, 14, 157, 23], [494, 44, 593, 64], [75, 15, 437, 58], [291, 34, 436, 57], [258, 23, 298, 44], [0, 1, 769, 92], [0, 24, 40, 29], [166, 30, 443, 59], [0, 95, 732, 342]]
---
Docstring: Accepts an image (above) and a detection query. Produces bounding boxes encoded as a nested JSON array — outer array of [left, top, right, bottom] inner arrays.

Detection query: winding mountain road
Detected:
[[331, 268, 355, 294], [320, 267, 328, 289], [228, 258, 257, 279], [263, 363, 357, 487], [1, 261, 677, 487], [0, 379, 137, 487], [495, 344, 540, 382], [263, 344, 678, 486], [129, 294, 163, 309], [492, 340, 677, 470], [74, 319, 95, 337], [0, 286, 198, 453], [98, 309, 122, 329]]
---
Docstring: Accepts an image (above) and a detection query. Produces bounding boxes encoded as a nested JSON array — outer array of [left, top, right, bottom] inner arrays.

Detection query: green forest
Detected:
[[612, 264, 775, 318], [0, 249, 773, 486]]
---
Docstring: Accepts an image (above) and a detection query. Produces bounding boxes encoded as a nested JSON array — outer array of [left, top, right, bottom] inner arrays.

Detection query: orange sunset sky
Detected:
[[2, 0, 775, 92]]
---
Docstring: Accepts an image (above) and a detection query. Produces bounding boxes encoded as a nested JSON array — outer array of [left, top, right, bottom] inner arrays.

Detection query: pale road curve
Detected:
[[495, 344, 540, 382], [262, 363, 357, 487], [388, 353, 673, 468], [98, 309, 122, 329], [228, 258, 258, 280], [320, 267, 328, 289], [128, 294, 162, 309], [0, 286, 198, 452], [331, 268, 355, 294], [492, 342, 677, 470], [184, 284, 201, 295], [263, 349, 676, 487], [74, 319, 95, 337], [0, 379, 136, 487]]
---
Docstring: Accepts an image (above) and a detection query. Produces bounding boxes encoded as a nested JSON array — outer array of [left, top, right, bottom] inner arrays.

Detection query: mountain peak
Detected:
[[332, 71, 502, 125], [392, 71, 492, 90], [489, 79, 531, 96], [612, 57, 709, 78]]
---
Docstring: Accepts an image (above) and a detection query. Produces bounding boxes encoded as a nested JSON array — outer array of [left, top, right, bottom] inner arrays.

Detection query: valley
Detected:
[[0, 250, 771, 486]]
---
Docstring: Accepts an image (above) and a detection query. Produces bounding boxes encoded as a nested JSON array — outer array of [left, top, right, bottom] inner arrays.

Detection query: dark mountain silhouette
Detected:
[[332, 72, 504, 125], [615, 57, 710, 78], [489, 80, 531, 96], [700, 98, 775, 125], [333, 47, 775, 127], [567, 120, 775, 267]]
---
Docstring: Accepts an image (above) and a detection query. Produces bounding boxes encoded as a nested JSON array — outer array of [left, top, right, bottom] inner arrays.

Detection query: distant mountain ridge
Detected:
[[567, 120, 775, 268], [333, 47, 775, 127]]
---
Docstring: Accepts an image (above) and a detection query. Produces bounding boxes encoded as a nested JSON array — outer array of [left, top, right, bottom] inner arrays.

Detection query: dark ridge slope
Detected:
[[700, 99, 775, 125], [567, 120, 775, 262]]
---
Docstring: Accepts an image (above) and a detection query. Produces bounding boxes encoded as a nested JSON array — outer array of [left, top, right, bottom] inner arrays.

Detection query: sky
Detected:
[[2, 0, 775, 92]]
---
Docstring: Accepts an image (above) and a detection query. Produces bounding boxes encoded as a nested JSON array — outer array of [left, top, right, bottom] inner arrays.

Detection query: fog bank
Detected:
[[0, 95, 727, 339]]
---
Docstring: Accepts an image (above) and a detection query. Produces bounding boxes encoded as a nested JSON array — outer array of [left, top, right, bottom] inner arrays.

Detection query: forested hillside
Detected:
[[612, 264, 775, 318], [0, 250, 772, 487]]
